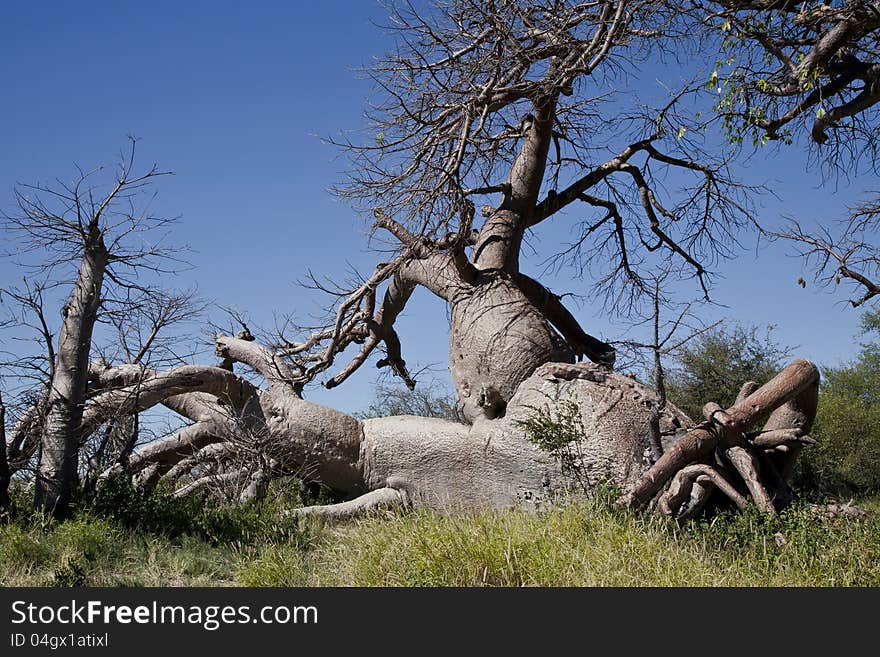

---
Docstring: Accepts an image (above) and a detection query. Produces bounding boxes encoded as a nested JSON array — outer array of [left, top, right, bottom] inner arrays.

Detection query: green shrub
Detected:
[[83, 474, 300, 546], [53, 558, 88, 587], [794, 310, 880, 497], [514, 395, 593, 492]]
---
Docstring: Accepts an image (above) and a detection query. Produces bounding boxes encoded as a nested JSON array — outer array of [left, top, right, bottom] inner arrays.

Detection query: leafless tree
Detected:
[[106, 1, 810, 520], [258, 0, 754, 427], [1, 138, 185, 515]]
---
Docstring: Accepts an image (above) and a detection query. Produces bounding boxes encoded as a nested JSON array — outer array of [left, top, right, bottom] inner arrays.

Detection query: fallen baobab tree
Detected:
[[89, 329, 817, 521], [3, 2, 830, 520]]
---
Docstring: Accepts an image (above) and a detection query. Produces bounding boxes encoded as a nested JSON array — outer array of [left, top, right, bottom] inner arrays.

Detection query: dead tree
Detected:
[[296, 0, 755, 425], [1, 139, 176, 515], [82, 333, 814, 520]]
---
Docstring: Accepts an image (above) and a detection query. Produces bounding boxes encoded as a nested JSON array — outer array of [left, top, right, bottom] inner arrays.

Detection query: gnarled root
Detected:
[[620, 358, 820, 518], [286, 487, 406, 522]]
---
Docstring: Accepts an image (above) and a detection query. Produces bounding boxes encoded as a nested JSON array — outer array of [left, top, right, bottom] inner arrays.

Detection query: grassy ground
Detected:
[[2, 481, 879, 587]]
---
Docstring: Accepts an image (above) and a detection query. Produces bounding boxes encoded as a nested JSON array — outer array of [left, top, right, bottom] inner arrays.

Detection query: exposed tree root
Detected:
[[619, 358, 820, 517], [287, 487, 406, 522]]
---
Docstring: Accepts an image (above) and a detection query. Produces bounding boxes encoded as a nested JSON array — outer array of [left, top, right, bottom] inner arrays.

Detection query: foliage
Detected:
[[795, 308, 880, 496], [515, 397, 584, 453], [703, 1, 880, 164], [514, 396, 591, 492], [665, 324, 791, 420]]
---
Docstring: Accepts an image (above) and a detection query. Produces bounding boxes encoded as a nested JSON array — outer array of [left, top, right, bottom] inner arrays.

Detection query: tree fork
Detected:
[[514, 272, 616, 367]]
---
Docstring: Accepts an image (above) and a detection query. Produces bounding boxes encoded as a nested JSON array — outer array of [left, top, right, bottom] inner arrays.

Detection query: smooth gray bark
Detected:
[[35, 241, 108, 514]]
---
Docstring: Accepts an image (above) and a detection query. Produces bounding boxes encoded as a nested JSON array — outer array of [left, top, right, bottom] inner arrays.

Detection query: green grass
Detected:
[[3, 482, 879, 587], [0, 477, 310, 587], [293, 498, 880, 586]]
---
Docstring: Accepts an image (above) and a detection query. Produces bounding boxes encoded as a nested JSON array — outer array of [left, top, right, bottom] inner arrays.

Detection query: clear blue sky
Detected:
[[0, 1, 874, 413]]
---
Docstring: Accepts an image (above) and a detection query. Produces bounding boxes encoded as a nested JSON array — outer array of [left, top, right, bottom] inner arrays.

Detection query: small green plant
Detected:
[[514, 395, 590, 492]]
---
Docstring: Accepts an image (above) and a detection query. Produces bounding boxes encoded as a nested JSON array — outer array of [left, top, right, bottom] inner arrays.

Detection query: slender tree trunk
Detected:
[[649, 284, 667, 461], [35, 242, 108, 515], [0, 392, 11, 515]]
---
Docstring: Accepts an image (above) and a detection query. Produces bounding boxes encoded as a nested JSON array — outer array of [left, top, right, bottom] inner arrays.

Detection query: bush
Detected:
[[794, 309, 880, 497], [665, 324, 790, 421], [82, 474, 300, 546], [658, 316, 880, 498], [514, 395, 592, 493], [356, 377, 463, 422]]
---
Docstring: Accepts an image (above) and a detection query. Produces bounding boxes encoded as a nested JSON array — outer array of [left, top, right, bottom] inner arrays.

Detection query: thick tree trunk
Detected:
[[99, 336, 816, 521], [449, 274, 575, 422], [35, 243, 108, 515], [114, 352, 689, 512]]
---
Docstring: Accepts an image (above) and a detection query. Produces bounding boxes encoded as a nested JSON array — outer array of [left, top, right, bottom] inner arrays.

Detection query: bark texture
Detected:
[[114, 351, 690, 514], [101, 338, 817, 521], [356, 362, 688, 511], [35, 240, 108, 514], [448, 275, 576, 422]]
